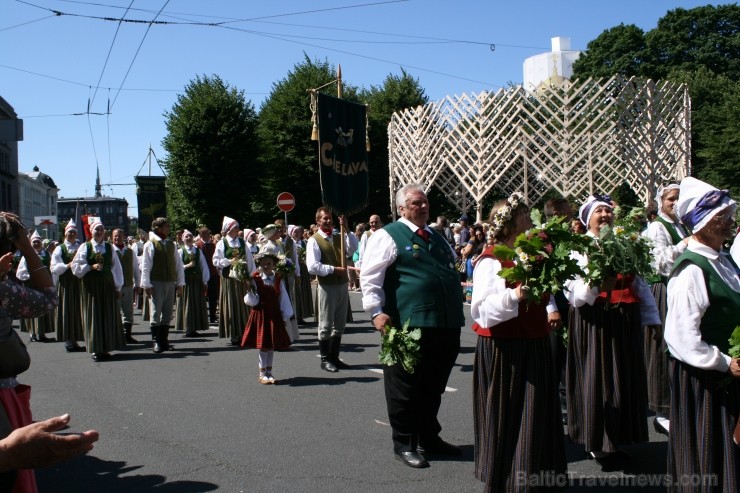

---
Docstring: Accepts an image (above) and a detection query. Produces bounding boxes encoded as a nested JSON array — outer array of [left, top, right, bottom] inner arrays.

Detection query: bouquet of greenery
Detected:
[[584, 223, 655, 288], [379, 319, 422, 373], [275, 254, 296, 276], [229, 258, 250, 282], [729, 326, 740, 358], [491, 210, 592, 303], [613, 205, 647, 233], [297, 245, 306, 263]]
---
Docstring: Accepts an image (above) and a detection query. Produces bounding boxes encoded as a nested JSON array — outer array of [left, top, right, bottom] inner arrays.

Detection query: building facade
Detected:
[[0, 96, 22, 213], [18, 166, 59, 241], [58, 172, 129, 238], [523, 37, 581, 90]]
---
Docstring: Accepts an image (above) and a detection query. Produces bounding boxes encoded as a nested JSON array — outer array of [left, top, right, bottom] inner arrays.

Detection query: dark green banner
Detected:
[[317, 93, 369, 216], [135, 175, 167, 232]]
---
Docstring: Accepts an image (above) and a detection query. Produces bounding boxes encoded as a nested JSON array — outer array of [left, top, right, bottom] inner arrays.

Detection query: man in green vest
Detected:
[[306, 207, 356, 372], [112, 228, 140, 344], [140, 217, 185, 353], [360, 184, 465, 469]]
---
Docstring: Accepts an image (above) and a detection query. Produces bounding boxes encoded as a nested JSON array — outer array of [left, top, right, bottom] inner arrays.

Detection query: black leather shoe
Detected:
[[91, 353, 100, 362], [29, 334, 38, 342], [394, 450, 429, 468], [321, 360, 338, 373], [653, 417, 669, 436], [153, 341, 163, 353], [418, 439, 462, 456], [65, 345, 84, 353]]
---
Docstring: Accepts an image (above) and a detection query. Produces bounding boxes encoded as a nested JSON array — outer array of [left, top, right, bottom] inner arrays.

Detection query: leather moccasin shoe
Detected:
[[394, 450, 429, 469], [417, 439, 462, 456]]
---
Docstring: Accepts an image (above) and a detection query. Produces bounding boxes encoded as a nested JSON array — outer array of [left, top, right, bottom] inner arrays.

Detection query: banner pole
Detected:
[[336, 64, 346, 269]]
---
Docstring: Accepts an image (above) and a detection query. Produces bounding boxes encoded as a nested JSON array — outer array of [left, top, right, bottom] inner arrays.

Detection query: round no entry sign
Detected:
[[277, 192, 295, 212]]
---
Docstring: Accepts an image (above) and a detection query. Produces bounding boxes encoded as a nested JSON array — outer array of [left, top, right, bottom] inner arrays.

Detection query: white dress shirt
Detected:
[[644, 212, 689, 277], [665, 238, 740, 371], [16, 250, 50, 282], [50, 241, 80, 276], [306, 229, 356, 277], [71, 240, 124, 290]]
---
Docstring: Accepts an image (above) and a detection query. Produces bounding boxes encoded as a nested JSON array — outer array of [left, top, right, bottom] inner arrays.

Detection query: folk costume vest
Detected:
[[150, 237, 177, 282], [59, 243, 78, 282], [85, 242, 113, 278], [654, 216, 689, 246], [181, 246, 202, 283], [671, 251, 740, 354], [116, 247, 134, 287], [221, 238, 245, 277], [471, 248, 550, 339], [312, 233, 347, 286], [382, 222, 464, 329]]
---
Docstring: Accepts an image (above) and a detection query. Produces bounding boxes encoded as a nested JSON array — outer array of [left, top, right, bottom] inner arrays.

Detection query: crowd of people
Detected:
[[0, 175, 738, 492]]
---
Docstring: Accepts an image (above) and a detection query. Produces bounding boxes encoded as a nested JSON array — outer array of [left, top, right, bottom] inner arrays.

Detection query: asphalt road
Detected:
[[18, 292, 670, 493]]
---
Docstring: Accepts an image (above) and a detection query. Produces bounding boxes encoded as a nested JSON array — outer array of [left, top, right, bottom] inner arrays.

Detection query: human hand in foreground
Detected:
[[373, 313, 392, 333], [728, 358, 740, 378], [0, 414, 99, 472]]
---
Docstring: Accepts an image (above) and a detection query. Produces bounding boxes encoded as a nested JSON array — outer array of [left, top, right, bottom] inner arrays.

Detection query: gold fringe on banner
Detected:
[[309, 90, 319, 141], [365, 106, 371, 152]]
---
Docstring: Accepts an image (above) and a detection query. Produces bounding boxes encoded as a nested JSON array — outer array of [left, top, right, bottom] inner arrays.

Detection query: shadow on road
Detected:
[[279, 375, 380, 387], [36, 455, 218, 492]]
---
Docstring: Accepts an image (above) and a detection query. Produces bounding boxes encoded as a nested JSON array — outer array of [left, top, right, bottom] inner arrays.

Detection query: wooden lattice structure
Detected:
[[388, 75, 691, 221]]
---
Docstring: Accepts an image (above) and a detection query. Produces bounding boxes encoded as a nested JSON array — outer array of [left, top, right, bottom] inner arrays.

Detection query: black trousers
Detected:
[[206, 276, 220, 322], [383, 326, 461, 453]]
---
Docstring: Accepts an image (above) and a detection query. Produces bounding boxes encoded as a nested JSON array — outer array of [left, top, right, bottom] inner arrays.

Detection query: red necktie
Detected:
[[416, 228, 430, 242]]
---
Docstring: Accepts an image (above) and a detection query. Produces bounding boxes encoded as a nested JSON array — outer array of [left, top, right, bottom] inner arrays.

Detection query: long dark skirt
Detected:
[[218, 276, 249, 340], [20, 311, 55, 336], [566, 302, 648, 453], [474, 335, 567, 492], [667, 359, 740, 493], [80, 273, 125, 354], [645, 282, 671, 414], [56, 272, 84, 342], [175, 277, 209, 334], [295, 262, 314, 320]]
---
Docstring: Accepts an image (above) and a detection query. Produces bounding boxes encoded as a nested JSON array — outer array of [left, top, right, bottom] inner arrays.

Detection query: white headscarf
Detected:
[[578, 194, 613, 227], [676, 177, 736, 234]]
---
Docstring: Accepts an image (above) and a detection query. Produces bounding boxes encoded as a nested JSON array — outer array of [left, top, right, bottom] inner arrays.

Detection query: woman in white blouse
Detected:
[[664, 177, 740, 493]]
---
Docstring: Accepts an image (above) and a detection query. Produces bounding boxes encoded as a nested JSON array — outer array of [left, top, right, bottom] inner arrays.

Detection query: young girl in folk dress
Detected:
[[242, 252, 293, 384]]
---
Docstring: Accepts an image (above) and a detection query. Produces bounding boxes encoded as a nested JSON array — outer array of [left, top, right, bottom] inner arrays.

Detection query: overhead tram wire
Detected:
[[110, 0, 171, 110], [0, 14, 57, 32]]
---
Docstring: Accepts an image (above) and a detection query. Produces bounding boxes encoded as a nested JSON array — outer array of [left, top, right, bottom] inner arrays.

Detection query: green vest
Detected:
[[283, 236, 295, 261], [85, 242, 113, 279], [654, 216, 688, 245], [312, 233, 346, 286], [222, 238, 245, 277], [382, 222, 465, 329], [116, 247, 134, 287], [150, 237, 177, 282], [671, 251, 740, 354], [59, 243, 77, 281], [181, 246, 202, 283]]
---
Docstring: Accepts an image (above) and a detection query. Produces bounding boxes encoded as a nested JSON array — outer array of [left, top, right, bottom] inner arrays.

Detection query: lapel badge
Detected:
[[412, 252, 421, 259], [412, 244, 420, 250], [405, 245, 412, 251]]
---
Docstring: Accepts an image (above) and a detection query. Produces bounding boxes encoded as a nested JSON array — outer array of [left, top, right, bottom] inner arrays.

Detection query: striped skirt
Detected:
[[295, 262, 314, 320], [175, 276, 209, 334], [474, 335, 567, 492], [56, 273, 84, 342], [566, 302, 648, 453], [20, 309, 55, 336], [80, 273, 125, 354], [645, 282, 671, 414], [667, 359, 739, 493], [217, 276, 249, 340]]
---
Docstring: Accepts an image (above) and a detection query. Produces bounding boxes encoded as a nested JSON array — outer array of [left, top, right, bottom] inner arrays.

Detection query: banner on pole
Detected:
[[316, 93, 368, 216], [135, 176, 167, 232]]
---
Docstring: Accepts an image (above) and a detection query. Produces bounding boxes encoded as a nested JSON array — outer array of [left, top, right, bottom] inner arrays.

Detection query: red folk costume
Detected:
[[241, 273, 292, 351]]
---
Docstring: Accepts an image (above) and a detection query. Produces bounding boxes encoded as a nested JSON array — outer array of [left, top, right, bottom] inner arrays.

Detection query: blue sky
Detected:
[[2, 0, 712, 214]]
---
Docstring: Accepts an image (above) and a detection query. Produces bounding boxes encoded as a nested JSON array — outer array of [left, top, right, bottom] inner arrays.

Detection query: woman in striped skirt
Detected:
[[292, 226, 314, 323], [175, 230, 210, 337], [643, 184, 690, 435], [471, 194, 567, 491], [664, 177, 740, 492], [564, 194, 660, 464], [16, 231, 55, 343]]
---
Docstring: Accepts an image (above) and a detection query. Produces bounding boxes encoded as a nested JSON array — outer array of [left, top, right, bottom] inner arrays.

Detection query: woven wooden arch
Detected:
[[388, 76, 691, 221]]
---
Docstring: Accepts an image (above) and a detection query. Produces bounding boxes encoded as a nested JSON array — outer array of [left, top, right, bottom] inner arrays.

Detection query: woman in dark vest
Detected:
[[71, 220, 125, 362], [643, 183, 690, 435], [564, 194, 661, 465], [175, 229, 210, 337], [664, 177, 740, 493], [51, 220, 85, 351], [16, 231, 55, 343], [471, 193, 566, 491]]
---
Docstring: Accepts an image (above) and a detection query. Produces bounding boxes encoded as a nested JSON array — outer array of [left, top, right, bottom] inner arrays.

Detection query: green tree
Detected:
[[572, 24, 647, 78], [358, 69, 428, 223], [257, 55, 359, 227], [162, 74, 259, 231]]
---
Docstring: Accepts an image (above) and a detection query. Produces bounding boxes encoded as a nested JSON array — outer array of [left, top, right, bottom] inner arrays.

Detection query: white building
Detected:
[[18, 166, 59, 241], [523, 36, 581, 90]]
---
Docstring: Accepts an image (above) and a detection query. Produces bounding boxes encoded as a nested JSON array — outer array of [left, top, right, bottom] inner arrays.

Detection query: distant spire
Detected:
[[95, 166, 101, 198]]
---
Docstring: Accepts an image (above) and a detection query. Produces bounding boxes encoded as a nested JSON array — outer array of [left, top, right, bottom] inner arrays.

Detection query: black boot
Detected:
[[152, 326, 163, 353], [124, 323, 138, 344], [330, 335, 351, 369], [161, 325, 172, 351], [319, 339, 337, 373]]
